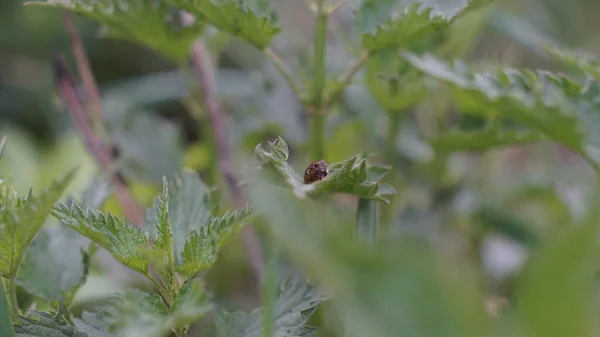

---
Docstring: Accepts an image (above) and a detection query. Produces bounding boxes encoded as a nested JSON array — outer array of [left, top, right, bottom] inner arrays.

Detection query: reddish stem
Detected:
[[190, 42, 265, 279]]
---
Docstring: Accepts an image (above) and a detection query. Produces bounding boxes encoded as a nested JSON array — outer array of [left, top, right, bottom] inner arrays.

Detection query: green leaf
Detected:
[[178, 204, 252, 278], [0, 278, 15, 337], [0, 168, 77, 280], [254, 137, 396, 203], [429, 126, 545, 153], [16, 224, 90, 301], [516, 215, 599, 337], [14, 306, 105, 337], [84, 280, 211, 337], [355, 0, 492, 52], [144, 170, 212, 266], [403, 53, 600, 164], [215, 277, 328, 337], [164, 0, 280, 49], [25, 0, 204, 61], [52, 202, 150, 275], [542, 42, 600, 80]]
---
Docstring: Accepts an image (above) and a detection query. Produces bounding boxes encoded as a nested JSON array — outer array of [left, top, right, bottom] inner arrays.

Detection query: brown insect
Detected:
[[304, 160, 328, 184]]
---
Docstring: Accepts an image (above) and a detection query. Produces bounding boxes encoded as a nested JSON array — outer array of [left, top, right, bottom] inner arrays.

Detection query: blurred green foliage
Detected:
[[2, 0, 600, 336]]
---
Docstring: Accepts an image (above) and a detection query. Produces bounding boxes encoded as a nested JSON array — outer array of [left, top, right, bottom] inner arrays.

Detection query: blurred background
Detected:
[[1, 0, 600, 335]]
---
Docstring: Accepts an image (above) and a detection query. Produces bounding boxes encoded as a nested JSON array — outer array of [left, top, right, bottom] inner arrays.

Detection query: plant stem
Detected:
[[263, 47, 302, 99], [380, 114, 401, 225], [310, 0, 329, 160], [262, 239, 279, 337], [326, 53, 369, 107], [7, 278, 20, 319], [355, 198, 378, 243], [190, 41, 265, 281]]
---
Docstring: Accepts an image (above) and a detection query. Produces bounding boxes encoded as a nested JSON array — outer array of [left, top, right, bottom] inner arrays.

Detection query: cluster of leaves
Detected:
[[254, 137, 396, 203]]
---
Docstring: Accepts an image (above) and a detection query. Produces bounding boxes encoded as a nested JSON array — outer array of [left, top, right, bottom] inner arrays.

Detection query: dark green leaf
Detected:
[[25, 0, 204, 60], [215, 277, 328, 337], [355, 0, 492, 52], [0, 277, 15, 337], [52, 202, 150, 276], [0, 168, 77, 279], [164, 0, 280, 49], [255, 137, 396, 203], [516, 215, 599, 337], [178, 204, 252, 278], [404, 52, 600, 164], [17, 224, 90, 301]]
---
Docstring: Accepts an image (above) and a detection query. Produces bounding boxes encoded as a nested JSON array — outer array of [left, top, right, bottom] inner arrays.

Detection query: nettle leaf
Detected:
[[164, 0, 280, 49], [215, 277, 328, 337], [354, 0, 492, 52], [25, 0, 204, 61], [0, 168, 77, 280], [52, 202, 150, 275], [144, 170, 211, 266], [404, 53, 600, 164], [178, 203, 253, 278], [84, 279, 211, 337], [15, 308, 105, 337], [542, 42, 600, 80], [17, 224, 90, 301], [254, 137, 396, 203]]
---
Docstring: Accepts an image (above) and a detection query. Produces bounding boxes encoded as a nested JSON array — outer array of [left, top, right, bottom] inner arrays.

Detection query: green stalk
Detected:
[[6, 277, 20, 320], [0, 279, 15, 336], [355, 198, 378, 243], [262, 240, 279, 337], [310, 0, 329, 160]]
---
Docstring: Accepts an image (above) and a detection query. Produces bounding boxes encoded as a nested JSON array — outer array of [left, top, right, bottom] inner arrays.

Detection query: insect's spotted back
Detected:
[[304, 160, 328, 184]]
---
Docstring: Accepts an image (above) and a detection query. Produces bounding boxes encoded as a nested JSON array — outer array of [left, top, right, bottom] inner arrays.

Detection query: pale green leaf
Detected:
[[542, 42, 600, 80], [354, 0, 492, 52], [0, 168, 77, 279], [164, 0, 280, 49], [516, 215, 599, 337], [25, 0, 204, 61], [403, 53, 600, 164], [52, 202, 150, 275], [14, 308, 104, 337], [17, 224, 90, 301], [178, 204, 252, 277], [215, 277, 328, 337], [0, 277, 15, 337], [254, 137, 396, 203]]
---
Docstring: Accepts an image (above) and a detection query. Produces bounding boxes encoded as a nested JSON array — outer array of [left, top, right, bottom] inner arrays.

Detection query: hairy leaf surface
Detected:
[[215, 277, 328, 337], [25, 0, 204, 60], [0, 169, 77, 279], [354, 0, 492, 52], [404, 53, 600, 164], [164, 0, 280, 49]]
